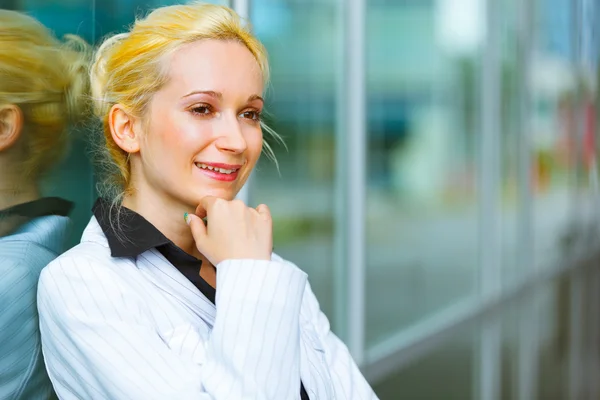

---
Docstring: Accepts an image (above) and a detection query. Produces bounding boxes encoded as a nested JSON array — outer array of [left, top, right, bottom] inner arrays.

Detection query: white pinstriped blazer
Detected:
[[37, 216, 378, 400]]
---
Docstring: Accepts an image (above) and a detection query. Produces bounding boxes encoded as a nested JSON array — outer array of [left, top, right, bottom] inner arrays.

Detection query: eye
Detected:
[[190, 104, 213, 116], [240, 110, 261, 121]]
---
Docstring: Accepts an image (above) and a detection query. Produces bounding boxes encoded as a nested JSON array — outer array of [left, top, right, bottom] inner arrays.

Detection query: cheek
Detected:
[[155, 117, 211, 158], [245, 128, 264, 161]]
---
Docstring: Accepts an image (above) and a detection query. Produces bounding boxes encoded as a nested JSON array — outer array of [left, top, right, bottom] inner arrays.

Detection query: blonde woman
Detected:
[[37, 3, 378, 399], [0, 10, 89, 400]]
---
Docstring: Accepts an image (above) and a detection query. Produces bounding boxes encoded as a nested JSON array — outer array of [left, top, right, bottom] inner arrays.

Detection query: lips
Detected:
[[194, 162, 242, 182], [195, 162, 239, 175]]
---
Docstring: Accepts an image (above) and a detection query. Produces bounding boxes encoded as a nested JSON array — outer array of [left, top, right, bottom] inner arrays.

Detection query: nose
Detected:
[[214, 112, 247, 154]]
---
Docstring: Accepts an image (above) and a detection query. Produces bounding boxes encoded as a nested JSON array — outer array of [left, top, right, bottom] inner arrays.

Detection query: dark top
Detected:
[[92, 198, 310, 400]]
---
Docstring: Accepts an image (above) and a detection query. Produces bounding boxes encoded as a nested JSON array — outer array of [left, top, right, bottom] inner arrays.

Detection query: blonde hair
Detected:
[[91, 2, 281, 201], [0, 10, 91, 180]]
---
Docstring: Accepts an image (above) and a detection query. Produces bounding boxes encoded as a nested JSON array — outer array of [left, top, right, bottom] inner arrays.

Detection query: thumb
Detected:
[[185, 212, 207, 246]]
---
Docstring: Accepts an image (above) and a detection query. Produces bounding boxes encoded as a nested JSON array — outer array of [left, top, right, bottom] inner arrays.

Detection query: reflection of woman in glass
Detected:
[[0, 10, 90, 400], [38, 3, 378, 399]]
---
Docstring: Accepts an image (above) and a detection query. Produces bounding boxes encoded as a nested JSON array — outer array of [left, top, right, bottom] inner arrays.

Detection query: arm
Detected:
[[0, 259, 50, 399], [38, 255, 307, 400], [300, 276, 379, 399]]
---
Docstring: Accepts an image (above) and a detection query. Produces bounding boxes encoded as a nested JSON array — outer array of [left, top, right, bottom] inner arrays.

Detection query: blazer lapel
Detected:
[[137, 248, 216, 328]]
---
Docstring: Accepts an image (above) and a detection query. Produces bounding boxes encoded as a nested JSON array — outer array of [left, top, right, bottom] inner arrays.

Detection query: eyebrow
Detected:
[[182, 90, 264, 103]]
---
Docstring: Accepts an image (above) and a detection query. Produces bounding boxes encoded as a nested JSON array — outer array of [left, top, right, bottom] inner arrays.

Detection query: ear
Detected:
[[0, 104, 23, 152], [108, 104, 142, 154]]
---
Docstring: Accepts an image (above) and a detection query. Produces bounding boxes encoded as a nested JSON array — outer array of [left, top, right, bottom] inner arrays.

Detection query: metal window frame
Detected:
[[477, 0, 503, 396], [234, 0, 600, 390], [362, 0, 600, 386], [342, 0, 368, 365], [515, 0, 537, 398]]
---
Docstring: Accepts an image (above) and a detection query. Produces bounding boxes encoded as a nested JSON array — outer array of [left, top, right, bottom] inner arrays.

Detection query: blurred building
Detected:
[[5, 0, 600, 398]]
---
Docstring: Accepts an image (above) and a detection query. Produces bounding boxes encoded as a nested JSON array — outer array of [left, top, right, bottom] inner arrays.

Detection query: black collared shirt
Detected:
[[0, 197, 74, 236], [92, 198, 310, 400]]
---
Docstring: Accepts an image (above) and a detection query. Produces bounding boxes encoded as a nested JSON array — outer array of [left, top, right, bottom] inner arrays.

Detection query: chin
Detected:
[[188, 188, 239, 204]]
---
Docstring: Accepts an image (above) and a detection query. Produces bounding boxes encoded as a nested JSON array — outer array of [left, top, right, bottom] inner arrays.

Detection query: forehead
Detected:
[[165, 39, 264, 96]]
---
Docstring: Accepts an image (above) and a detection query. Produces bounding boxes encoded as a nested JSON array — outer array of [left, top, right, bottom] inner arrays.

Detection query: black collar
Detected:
[[0, 197, 73, 219], [92, 197, 170, 258]]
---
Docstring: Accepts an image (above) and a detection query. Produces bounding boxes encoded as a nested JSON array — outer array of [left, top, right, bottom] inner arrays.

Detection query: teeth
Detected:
[[196, 163, 236, 174]]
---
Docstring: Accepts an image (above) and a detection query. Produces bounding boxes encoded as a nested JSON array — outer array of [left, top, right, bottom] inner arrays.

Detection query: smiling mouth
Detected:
[[195, 163, 240, 175]]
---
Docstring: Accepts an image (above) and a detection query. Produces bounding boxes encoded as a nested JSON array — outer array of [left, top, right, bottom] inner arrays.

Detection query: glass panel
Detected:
[[535, 278, 570, 400], [249, 1, 341, 325], [531, 0, 576, 268], [365, 0, 481, 345], [370, 268, 600, 400], [0, 2, 94, 399], [15, 0, 96, 247], [95, 0, 229, 42], [499, 278, 577, 400], [372, 327, 476, 400]]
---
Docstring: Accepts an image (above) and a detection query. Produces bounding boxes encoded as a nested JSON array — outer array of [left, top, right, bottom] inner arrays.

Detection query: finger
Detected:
[[185, 212, 207, 246], [196, 196, 219, 219], [255, 204, 271, 220]]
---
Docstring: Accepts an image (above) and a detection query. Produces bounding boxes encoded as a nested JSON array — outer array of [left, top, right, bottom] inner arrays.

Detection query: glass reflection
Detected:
[[531, 0, 578, 268], [0, 10, 90, 399], [365, 0, 481, 345]]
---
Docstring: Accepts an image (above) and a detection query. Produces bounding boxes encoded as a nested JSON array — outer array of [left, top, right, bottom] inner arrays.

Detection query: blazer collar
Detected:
[[81, 215, 216, 327]]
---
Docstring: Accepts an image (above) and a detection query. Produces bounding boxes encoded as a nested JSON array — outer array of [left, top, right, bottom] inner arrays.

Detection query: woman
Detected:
[[0, 10, 90, 400], [37, 3, 378, 399]]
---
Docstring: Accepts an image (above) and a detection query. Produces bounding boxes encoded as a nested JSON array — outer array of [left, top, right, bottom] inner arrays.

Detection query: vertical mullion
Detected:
[[479, 0, 502, 302], [569, 0, 584, 396], [231, 0, 249, 19], [343, 0, 367, 365], [589, 268, 600, 399], [516, 0, 538, 398], [334, 0, 348, 339], [479, 318, 501, 400], [478, 0, 502, 397], [585, 6, 600, 398], [568, 270, 584, 400]]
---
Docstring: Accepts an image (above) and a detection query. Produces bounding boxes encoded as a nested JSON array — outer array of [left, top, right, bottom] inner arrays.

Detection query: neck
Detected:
[[0, 182, 40, 211], [0, 180, 40, 237], [122, 185, 198, 256], [0, 153, 40, 211]]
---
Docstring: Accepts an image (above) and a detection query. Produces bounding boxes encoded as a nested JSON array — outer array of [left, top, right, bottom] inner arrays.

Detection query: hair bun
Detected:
[[61, 34, 93, 123], [90, 33, 130, 118]]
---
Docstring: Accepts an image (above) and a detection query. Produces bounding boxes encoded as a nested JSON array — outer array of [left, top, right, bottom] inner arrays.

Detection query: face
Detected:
[[127, 39, 264, 209]]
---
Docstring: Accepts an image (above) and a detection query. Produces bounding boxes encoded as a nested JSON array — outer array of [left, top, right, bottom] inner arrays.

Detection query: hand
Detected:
[[185, 196, 273, 266]]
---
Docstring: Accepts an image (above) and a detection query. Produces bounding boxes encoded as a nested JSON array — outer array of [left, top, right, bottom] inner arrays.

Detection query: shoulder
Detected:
[[0, 256, 38, 308], [38, 240, 133, 298], [37, 241, 149, 326], [0, 241, 48, 299], [42, 240, 111, 273]]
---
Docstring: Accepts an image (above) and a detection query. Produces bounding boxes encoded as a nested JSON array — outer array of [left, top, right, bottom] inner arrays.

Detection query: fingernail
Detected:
[[184, 212, 190, 225]]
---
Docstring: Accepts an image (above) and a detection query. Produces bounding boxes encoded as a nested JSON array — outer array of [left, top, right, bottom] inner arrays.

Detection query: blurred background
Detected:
[[3, 0, 600, 398]]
